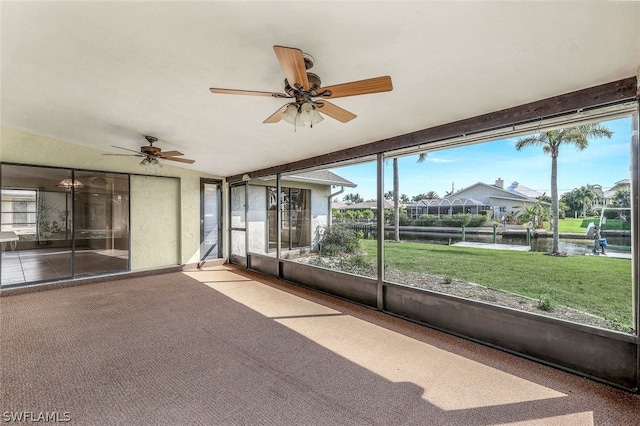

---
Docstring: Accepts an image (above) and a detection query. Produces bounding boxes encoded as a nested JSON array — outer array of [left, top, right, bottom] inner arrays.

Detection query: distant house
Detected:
[[589, 179, 630, 212], [603, 179, 630, 205], [407, 197, 489, 219], [407, 178, 543, 219]]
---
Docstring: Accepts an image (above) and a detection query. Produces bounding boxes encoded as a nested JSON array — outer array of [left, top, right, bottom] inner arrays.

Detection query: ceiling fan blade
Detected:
[[319, 76, 392, 99], [273, 45, 309, 91], [264, 104, 288, 124], [102, 153, 144, 157], [316, 101, 357, 123], [210, 88, 289, 98], [111, 145, 143, 154], [165, 157, 195, 164], [158, 150, 183, 158]]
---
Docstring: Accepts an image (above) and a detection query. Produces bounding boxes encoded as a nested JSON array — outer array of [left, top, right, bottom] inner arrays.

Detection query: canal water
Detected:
[[382, 231, 631, 254]]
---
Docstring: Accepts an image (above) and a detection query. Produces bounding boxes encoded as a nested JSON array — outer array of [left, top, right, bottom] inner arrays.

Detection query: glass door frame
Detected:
[[200, 178, 222, 261]]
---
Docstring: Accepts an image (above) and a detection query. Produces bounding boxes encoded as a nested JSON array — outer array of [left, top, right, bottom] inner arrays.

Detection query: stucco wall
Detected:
[[1, 127, 224, 269], [130, 175, 180, 268], [245, 180, 330, 253]]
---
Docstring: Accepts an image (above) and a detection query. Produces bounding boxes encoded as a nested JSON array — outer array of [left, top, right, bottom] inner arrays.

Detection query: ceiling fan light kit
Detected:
[[56, 177, 85, 190], [209, 45, 393, 128], [282, 101, 324, 129]]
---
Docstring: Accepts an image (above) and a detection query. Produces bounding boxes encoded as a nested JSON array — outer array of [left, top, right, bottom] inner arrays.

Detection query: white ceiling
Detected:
[[2, 1, 639, 178]]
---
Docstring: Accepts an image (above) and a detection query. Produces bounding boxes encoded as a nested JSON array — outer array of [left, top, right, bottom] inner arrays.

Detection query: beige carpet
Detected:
[[1, 265, 639, 425]]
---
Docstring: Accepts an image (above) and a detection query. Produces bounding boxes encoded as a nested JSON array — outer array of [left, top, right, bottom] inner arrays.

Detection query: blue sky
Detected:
[[331, 116, 632, 201]]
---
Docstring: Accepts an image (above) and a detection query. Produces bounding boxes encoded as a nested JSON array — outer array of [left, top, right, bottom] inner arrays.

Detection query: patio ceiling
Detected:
[[2, 1, 639, 178]]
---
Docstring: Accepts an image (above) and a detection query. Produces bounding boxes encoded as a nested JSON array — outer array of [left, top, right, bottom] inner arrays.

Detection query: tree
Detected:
[[384, 191, 394, 200], [560, 184, 601, 218], [400, 194, 410, 204], [608, 189, 631, 220], [515, 200, 550, 228], [361, 209, 374, 220], [578, 184, 603, 217], [392, 153, 427, 241], [516, 124, 613, 254], [343, 193, 364, 204], [411, 193, 429, 202], [560, 189, 582, 218], [611, 189, 630, 208], [425, 191, 439, 199]]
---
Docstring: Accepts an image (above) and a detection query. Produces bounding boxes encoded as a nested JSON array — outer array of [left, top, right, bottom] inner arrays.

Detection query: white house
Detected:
[[443, 178, 542, 219], [239, 170, 356, 256]]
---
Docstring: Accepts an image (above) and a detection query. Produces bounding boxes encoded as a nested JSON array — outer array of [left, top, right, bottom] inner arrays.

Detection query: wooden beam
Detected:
[[227, 76, 637, 182]]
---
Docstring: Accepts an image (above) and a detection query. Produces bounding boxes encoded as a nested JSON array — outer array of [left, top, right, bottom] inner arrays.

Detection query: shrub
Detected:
[[339, 254, 373, 271], [319, 224, 361, 256], [387, 210, 411, 226], [440, 214, 471, 227], [466, 214, 488, 227], [537, 294, 553, 312], [415, 214, 439, 226]]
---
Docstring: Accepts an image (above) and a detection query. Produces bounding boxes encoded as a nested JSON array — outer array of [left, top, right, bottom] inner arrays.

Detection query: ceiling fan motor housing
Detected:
[[284, 73, 322, 97], [141, 146, 161, 155], [142, 135, 161, 155]]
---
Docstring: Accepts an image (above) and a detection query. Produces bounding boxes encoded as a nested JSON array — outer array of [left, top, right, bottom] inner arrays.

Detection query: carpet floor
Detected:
[[1, 265, 639, 425]]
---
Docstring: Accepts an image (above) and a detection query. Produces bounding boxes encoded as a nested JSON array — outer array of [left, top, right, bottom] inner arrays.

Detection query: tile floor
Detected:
[[1, 247, 128, 285]]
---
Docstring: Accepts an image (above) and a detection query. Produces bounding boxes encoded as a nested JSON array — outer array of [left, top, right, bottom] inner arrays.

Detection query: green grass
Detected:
[[360, 239, 633, 328], [558, 217, 630, 233]]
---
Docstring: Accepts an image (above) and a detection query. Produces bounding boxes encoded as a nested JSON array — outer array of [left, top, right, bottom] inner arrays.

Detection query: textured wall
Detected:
[[130, 175, 180, 269], [1, 126, 223, 268]]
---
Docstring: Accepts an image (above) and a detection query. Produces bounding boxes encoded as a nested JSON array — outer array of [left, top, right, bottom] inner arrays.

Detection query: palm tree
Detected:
[[425, 191, 439, 199], [392, 153, 427, 242], [574, 184, 602, 217], [515, 124, 612, 254]]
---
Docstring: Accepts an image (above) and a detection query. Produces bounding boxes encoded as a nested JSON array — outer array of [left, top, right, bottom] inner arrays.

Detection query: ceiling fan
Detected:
[[106, 136, 195, 165], [210, 45, 393, 127]]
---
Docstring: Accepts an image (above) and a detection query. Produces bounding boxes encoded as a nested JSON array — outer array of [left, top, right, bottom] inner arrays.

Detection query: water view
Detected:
[[380, 230, 631, 255]]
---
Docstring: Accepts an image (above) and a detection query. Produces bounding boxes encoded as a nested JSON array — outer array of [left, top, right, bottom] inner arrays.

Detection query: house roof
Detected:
[[506, 181, 544, 199], [446, 182, 535, 202], [409, 197, 487, 207], [2, 2, 638, 177], [338, 200, 394, 210], [284, 170, 357, 188], [603, 179, 631, 198]]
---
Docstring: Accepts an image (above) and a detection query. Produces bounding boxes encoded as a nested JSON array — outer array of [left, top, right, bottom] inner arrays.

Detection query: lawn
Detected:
[[359, 239, 633, 329], [557, 217, 630, 233]]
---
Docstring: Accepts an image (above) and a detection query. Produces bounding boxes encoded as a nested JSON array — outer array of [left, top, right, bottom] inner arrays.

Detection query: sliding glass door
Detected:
[[1, 165, 73, 285], [73, 171, 130, 276], [1, 164, 130, 287]]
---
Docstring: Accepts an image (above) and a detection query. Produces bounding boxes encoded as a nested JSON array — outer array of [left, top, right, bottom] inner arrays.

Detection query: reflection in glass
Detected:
[[276, 162, 377, 279], [200, 181, 221, 260], [73, 171, 129, 277], [1, 165, 73, 285], [230, 184, 247, 262], [267, 187, 311, 251], [1, 165, 131, 286]]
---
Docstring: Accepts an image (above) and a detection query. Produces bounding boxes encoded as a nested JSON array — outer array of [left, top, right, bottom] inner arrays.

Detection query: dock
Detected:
[[585, 252, 632, 260], [452, 242, 531, 251]]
